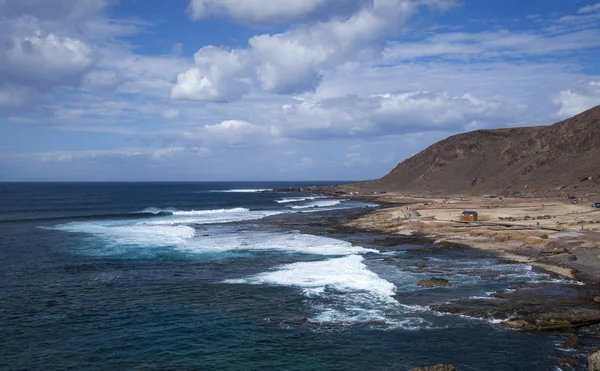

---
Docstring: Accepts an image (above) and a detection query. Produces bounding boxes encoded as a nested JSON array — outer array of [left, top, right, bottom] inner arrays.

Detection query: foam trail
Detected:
[[181, 231, 378, 255], [143, 209, 281, 226], [210, 189, 272, 193], [290, 200, 343, 209], [52, 221, 195, 248], [172, 207, 249, 216], [276, 196, 324, 204]]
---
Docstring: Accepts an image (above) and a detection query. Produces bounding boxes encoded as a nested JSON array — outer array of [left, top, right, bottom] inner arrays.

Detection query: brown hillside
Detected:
[[349, 105, 600, 196]]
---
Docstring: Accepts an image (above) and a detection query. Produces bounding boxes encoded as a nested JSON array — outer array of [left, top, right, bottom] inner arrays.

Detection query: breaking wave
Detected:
[[289, 200, 343, 209]]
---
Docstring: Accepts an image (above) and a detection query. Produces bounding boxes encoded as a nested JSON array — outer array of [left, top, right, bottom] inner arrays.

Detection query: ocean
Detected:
[[0, 182, 575, 370]]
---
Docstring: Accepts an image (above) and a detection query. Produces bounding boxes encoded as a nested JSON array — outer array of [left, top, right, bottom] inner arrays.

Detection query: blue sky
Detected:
[[1, 0, 599, 181]]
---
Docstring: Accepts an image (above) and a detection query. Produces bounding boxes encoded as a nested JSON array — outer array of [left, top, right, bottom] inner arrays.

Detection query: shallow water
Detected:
[[0, 182, 577, 370]]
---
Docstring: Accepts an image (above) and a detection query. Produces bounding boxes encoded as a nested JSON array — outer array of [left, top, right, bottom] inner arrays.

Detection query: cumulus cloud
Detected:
[[173, 0, 452, 101], [171, 46, 250, 101], [0, 1, 107, 113], [0, 27, 96, 88], [554, 81, 600, 118]]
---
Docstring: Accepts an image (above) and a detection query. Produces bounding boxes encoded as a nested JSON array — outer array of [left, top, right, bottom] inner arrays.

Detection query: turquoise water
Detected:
[[0, 182, 574, 370]]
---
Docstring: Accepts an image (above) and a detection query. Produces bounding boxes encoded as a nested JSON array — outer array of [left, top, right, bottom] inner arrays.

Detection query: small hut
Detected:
[[460, 211, 478, 222]]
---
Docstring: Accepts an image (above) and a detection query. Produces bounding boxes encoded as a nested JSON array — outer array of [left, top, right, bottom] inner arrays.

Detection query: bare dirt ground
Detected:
[[344, 193, 600, 281]]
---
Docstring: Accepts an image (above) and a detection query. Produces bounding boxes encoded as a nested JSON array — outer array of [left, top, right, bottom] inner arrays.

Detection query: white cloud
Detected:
[[0, 84, 39, 113], [578, 3, 600, 14], [274, 91, 510, 139], [171, 46, 250, 101], [186, 0, 371, 26], [162, 108, 180, 119], [33, 146, 210, 163], [554, 81, 600, 118], [0, 0, 110, 21], [172, 42, 183, 55], [384, 29, 600, 61], [183, 120, 271, 145], [173, 0, 435, 101], [0, 17, 99, 111]]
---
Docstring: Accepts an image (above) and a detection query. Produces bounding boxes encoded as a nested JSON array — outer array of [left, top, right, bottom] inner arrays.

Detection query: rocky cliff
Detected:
[[347, 105, 600, 196]]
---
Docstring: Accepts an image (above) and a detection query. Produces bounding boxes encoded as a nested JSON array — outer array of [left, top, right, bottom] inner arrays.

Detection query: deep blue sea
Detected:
[[0, 182, 579, 370]]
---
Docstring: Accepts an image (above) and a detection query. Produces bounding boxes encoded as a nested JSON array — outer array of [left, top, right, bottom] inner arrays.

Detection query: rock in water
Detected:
[[589, 350, 600, 371], [411, 365, 458, 371], [418, 278, 451, 288]]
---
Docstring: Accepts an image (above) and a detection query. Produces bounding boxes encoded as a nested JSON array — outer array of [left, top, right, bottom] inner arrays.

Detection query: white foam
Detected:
[[143, 208, 281, 226], [226, 255, 395, 295], [53, 221, 195, 248], [276, 196, 324, 204], [224, 255, 413, 326], [181, 231, 379, 255], [210, 189, 272, 193], [289, 200, 343, 209], [138, 207, 175, 215], [172, 207, 249, 216]]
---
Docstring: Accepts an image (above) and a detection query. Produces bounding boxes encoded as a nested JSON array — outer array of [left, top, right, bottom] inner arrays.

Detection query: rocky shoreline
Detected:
[[309, 191, 600, 369]]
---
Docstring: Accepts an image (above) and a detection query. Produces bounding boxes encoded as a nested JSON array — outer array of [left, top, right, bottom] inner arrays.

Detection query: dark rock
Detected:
[[539, 247, 569, 255], [418, 278, 451, 288], [557, 358, 577, 369], [500, 309, 600, 331], [498, 259, 521, 265], [433, 283, 600, 332], [413, 263, 429, 269], [411, 365, 458, 371], [568, 254, 578, 261], [562, 333, 580, 348]]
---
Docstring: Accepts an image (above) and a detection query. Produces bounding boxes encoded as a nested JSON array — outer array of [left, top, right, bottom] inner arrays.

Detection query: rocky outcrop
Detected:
[[432, 283, 600, 332], [418, 278, 451, 288], [589, 350, 600, 371]]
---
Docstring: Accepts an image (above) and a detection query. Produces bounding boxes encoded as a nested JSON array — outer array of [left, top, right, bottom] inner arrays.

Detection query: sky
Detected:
[[0, 0, 599, 181]]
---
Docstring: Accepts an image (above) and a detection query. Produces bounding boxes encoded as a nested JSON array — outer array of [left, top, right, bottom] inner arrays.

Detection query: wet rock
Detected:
[[568, 254, 578, 261], [562, 333, 580, 348], [589, 350, 600, 371], [557, 358, 577, 369], [418, 278, 451, 288], [411, 365, 458, 371], [433, 283, 600, 332], [500, 310, 600, 331], [501, 320, 530, 329], [498, 259, 521, 265], [540, 246, 569, 255], [413, 263, 429, 269]]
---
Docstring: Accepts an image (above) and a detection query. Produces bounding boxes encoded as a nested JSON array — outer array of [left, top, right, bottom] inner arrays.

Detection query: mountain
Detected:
[[345, 105, 600, 197]]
